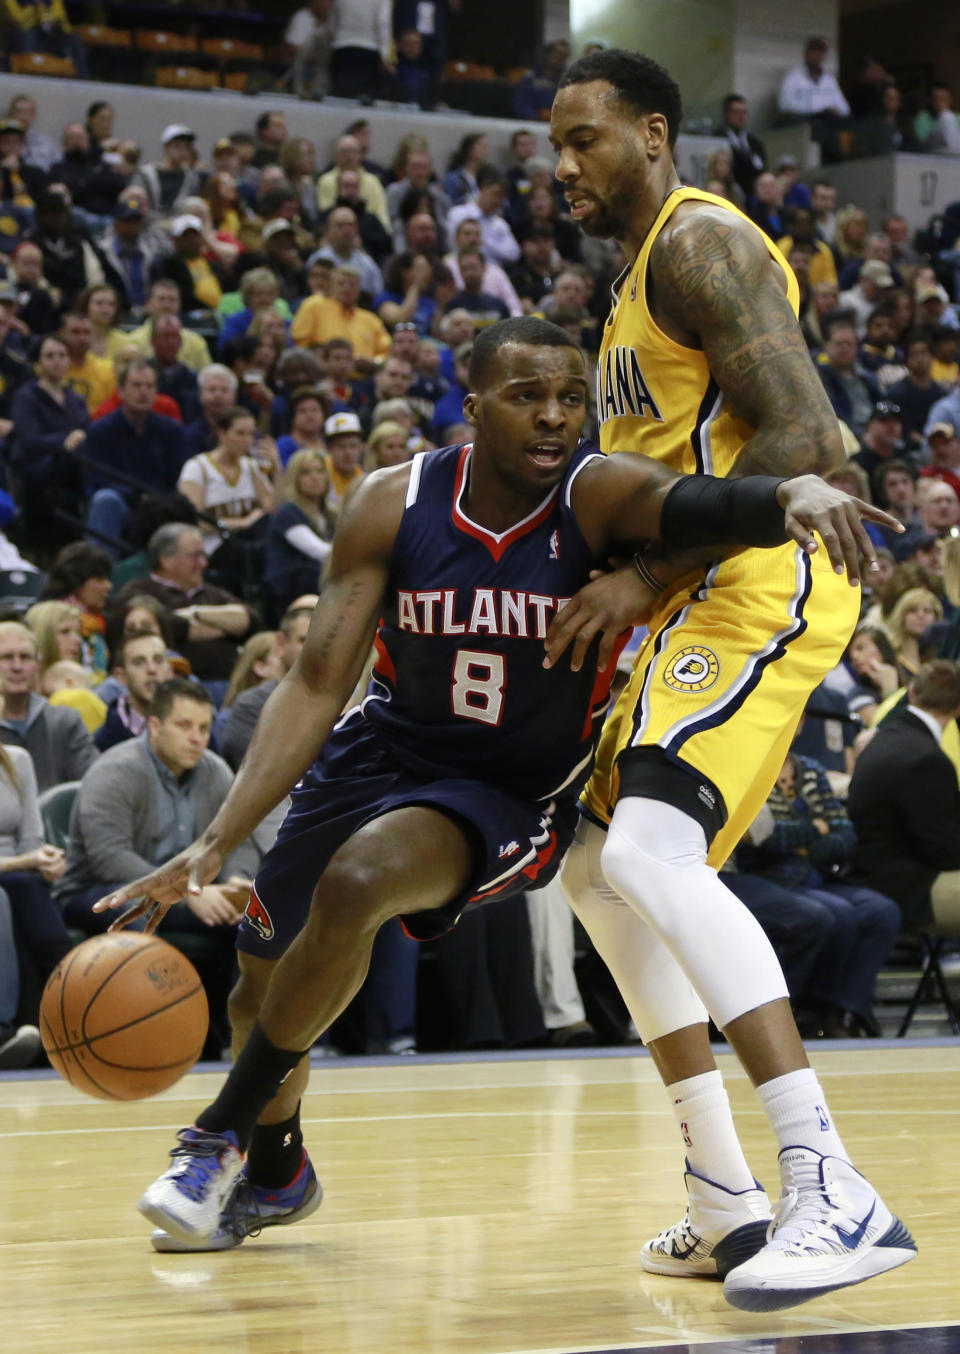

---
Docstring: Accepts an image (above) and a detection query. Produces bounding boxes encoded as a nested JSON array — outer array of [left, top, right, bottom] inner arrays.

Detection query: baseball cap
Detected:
[[213, 137, 235, 154], [114, 201, 144, 221], [776, 154, 798, 169], [0, 119, 25, 137], [928, 422, 955, 439], [171, 214, 204, 238], [870, 400, 902, 421], [324, 411, 362, 438], [262, 218, 296, 241], [162, 124, 195, 146], [860, 260, 894, 287], [917, 284, 947, 303], [0, 283, 17, 307]]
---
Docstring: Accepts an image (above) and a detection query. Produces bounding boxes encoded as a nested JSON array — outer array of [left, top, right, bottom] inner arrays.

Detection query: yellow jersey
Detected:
[[596, 186, 799, 478]]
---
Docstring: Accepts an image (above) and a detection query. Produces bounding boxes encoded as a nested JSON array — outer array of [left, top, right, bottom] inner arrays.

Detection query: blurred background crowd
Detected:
[[1, 1, 960, 1070]]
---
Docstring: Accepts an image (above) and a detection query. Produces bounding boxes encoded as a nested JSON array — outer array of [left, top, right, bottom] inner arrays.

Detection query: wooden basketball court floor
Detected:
[[2, 1042, 958, 1354]]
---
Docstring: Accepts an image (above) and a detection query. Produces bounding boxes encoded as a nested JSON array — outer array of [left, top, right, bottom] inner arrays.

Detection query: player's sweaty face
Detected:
[[551, 81, 650, 240], [471, 342, 587, 493]]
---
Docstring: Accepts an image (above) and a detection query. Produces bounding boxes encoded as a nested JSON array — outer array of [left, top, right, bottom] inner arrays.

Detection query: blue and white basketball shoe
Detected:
[[150, 1152, 323, 1252], [641, 1161, 772, 1278], [723, 1146, 917, 1311], [138, 1127, 245, 1244]]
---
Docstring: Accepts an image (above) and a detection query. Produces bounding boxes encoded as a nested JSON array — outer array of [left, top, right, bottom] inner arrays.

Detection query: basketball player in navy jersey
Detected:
[[94, 317, 893, 1254]]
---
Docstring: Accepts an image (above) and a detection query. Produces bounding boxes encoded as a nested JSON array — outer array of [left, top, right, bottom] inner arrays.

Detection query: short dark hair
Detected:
[[722, 93, 746, 112], [468, 316, 582, 388], [873, 457, 915, 498], [905, 331, 932, 353], [117, 627, 167, 669], [822, 309, 858, 341], [43, 541, 113, 600], [288, 385, 328, 418], [475, 165, 504, 191], [149, 676, 213, 722], [280, 602, 315, 636], [558, 48, 683, 149], [214, 404, 255, 433], [912, 658, 960, 714]]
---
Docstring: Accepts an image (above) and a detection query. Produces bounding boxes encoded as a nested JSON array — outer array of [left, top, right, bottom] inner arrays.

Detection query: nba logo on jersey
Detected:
[[244, 889, 275, 941], [680, 1120, 692, 1147], [816, 1104, 830, 1131], [549, 529, 560, 560]]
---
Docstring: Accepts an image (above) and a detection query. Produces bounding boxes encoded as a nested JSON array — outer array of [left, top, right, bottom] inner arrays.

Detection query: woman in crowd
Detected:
[[740, 748, 900, 1037], [367, 419, 411, 470], [42, 542, 113, 682], [444, 133, 490, 205], [834, 205, 870, 265], [276, 387, 329, 468], [8, 336, 87, 539], [24, 601, 83, 684], [374, 251, 436, 334], [264, 449, 332, 615], [801, 279, 841, 351], [177, 406, 275, 560], [887, 586, 943, 684], [180, 195, 241, 273], [78, 283, 128, 360], [279, 138, 321, 231], [842, 626, 901, 726], [212, 631, 285, 748], [0, 680, 72, 1067], [203, 171, 247, 238], [705, 146, 745, 207], [517, 184, 581, 261]]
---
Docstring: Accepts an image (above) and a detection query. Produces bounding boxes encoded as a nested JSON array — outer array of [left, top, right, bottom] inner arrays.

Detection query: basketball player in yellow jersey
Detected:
[[548, 50, 916, 1313]]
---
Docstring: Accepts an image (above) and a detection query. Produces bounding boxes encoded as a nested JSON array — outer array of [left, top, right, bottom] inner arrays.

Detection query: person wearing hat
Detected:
[[851, 401, 904, 490], [291, 265, 391, 365], [839, 258, 895, 338], [26, 188, 120, 311], [776, 206, 838, 288], [0, 117, 48, 206], [322, 409, 365, 510], [233, 219, 307, 310], [920, 424, 960, 498], [133, 125, 206, 215], [98, 200, 160, 313], [150, 215, 225, 313]]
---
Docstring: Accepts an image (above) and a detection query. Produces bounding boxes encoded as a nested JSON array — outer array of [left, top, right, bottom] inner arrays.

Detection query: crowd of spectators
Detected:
[[3, 27, 960, 1069]]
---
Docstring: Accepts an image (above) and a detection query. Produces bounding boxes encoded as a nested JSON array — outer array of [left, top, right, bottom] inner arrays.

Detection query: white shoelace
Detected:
[[767, 1156, 847, 1254]]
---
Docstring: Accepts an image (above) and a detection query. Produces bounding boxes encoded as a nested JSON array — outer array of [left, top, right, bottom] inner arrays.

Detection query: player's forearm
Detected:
[[198, 672, 343, 857], [729, 419, 845, 481], [660, 474, 789, 550]]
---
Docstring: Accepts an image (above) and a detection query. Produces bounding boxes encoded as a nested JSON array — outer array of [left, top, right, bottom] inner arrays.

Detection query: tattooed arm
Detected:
[[649, 204, 844, 479], [93, 467, 404, 930]]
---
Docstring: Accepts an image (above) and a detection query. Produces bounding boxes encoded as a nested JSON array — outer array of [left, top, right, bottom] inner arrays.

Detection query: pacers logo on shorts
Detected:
[[663, 646, 720, 693]]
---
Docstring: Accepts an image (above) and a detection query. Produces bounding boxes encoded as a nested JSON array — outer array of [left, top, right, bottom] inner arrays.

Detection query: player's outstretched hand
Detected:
[[777, 476, 903, 586], [91, 839, 225, 934], [545, 564, 655, 673]]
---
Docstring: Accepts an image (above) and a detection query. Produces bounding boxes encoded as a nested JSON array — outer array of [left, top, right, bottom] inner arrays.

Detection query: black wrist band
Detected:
[[633, 553, 667, 593]]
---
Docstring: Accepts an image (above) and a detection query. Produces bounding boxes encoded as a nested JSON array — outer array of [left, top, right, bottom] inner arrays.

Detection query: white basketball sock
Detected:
[[757, 1067, 849, 1163], [667, 1070, 758, 1193]]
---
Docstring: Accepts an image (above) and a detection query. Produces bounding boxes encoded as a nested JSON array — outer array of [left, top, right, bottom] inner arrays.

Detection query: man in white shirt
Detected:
[[443, 218, 523, 316], [779, 37, 851, 121], [283, 0, 333, 98], [447, 169, 521, 270]]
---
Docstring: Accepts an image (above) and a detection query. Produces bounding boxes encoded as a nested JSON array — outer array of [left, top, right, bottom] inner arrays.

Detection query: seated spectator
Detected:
[[872, 459, 921, 541], [321, 335, 364, 413], [42, 541, 113, 679], [317, 136, 390, 231], [841, 626, 901, 726], [127, 281, 211, 374], [512, 39, 569, 121], [928, 325, 960, 385], [82, 359, 186, 552], [884, 334, 945, 450], [150, 315, 200, 423], [852, 401, 904, 488], [916, 476, 960, 538], [90, 342, 183, 424], [887, 587, 943, 683], [448, 168, 521, 269], [178, 194, 241, 276], [747, 172, 784, 238], [431, 341, 470, 441], [6, 93, 57, 174], [60, 311, 116, 416], [914, 83, 960, 155], [447, 247, 511, 329], [219, 271, 289, 354], [920, 424, 960, 499], [178, 406, 274, 560], [101, 589, 179, 687], [219, 601, 314, 771], [152, 216, 225, 315], [834, 206, 870, 270], [801, 279, 840, 351], [291, 266, 391, 365], [444, 133, 490, 207], [848, 659, 960, 933], [97, 201, 159, 315], [264, 449, 332, 614], [839, 260, 896, 339], [0, 621, 97, 790], [373, 251, 436, 334], [252, 111, 288, 170], [269, 347, 322, 438], [7, 334, 86, 544], [778, 208, 837, 288], [0, 115, 48, 206], [27, 190, 117, 312], [40, 660, 106, 732], [509, 224, 558, 311], [515, 183, 581, 262], [443, 218, 523, 318], [95, 628, 172, 752], [77, 283, 126, 362], [0, 285, 30, 448], [323, 169, 393, 263], [837, 232, 902, 293], [8, 241, 58, 339], [308, 205, 383, 302], [276, 387, 327, 467], [739, 747, 898, 1036], [48, 123, 126, 225], [817, 314, 879, 436], [773, 156, 812, 212], [386, 146, 449, 232], [366, 420, 410, 470], [778, 35, 850, 123], [704, 146, 745, 208], [215, 630, 285, 748], [24, 600, 82, 684], [112, 523, 256, 694], [134, 125, 205, 215], [233, 221, 306, 312]]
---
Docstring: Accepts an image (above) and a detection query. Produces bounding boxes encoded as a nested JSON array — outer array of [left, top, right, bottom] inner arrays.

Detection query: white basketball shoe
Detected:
[[723, 1146, 917, 1312], [138, 1127, 244, 1245], [641, 1162, 773, 1279]]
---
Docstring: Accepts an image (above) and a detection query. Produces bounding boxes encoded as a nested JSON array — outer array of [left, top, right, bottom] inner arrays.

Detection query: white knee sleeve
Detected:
[[600, 798, 789, 1030], [560, 818, 709, 1044]]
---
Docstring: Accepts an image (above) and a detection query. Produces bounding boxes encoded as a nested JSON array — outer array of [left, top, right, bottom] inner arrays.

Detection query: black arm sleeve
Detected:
[[660, 474, 790, 550]]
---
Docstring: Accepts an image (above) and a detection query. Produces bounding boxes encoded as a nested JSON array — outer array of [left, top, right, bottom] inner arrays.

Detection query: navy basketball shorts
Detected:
[[237, 711, 578, 959]]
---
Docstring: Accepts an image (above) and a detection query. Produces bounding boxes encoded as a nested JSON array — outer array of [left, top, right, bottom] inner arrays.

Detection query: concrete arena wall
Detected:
[[0, 73, 722, 187]]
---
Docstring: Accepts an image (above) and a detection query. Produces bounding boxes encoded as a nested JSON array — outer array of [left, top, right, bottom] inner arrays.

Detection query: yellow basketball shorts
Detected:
[[581, 541, 860, 868]]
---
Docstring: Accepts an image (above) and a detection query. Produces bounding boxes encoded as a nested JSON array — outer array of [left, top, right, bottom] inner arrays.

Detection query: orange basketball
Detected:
[[39, 932, 209, 1101]]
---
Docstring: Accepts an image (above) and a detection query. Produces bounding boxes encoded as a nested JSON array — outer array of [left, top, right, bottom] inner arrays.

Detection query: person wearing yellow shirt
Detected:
[[127, 279, 211, 374], [291, 267, 391, 366], [316, 135, 391, 232], [321, 410, 366, 513], [777, 210, 838, 288], [2, 0, 88, 75], [151, 216, 224, 315], [60, 312, 116, 415]]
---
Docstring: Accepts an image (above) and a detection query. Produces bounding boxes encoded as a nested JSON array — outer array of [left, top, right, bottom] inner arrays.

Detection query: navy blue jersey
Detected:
[[359, 441, 620, 802]]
